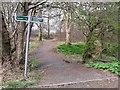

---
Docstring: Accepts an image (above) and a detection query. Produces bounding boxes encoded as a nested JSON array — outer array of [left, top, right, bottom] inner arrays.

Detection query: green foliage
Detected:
[[86, 60, 120, 76], [6, 80, 37, 88], [30, 59, 39, 68], [99, 57, 117, 61], [6, 71, 42, 88], [57, 43, 86, 55], [102, 43, 118, 57], [29, 59, 40, 72]]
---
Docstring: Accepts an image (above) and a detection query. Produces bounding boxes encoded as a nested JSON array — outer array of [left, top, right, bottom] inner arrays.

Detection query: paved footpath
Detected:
[[30, 39, 118, 88]]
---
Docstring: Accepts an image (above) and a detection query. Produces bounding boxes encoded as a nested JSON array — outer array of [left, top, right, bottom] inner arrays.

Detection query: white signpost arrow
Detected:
[[15, 15, 44, 79]]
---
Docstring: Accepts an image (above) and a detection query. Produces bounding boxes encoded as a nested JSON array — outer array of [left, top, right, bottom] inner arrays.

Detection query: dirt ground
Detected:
[[29, 39, 118, 88]]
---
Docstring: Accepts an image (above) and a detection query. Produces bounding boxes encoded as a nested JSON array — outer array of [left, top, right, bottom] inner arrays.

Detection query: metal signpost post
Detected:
[[15, 15, 44, 79], [24, 15, 31, 79]]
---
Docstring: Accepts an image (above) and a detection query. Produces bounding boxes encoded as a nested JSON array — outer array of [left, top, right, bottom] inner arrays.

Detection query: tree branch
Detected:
[[10, 29, 17, 40], [28, 1, 47, 11]]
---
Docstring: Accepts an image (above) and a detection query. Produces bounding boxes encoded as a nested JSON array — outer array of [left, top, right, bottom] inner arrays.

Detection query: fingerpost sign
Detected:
[[15, 15, 44, 79]]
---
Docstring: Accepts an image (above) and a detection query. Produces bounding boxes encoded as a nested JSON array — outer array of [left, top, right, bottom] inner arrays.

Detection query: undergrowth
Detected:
[[6, 80, 37, 88], [57, 43, 85, 55], [86, 60, 120, 77], [4, 59, 41, 88]]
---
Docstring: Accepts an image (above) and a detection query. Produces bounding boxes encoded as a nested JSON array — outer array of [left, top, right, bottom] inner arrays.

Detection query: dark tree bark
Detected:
[[16, 2, 29, 65], [39, 24, 43, 41], [82, 31, 95, 63], [47, 13, 50, 39], [2, 13, 12, 70]]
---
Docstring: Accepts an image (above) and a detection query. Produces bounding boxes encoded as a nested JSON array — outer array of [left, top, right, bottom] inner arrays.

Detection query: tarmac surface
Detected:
[[30, 39, 118, 88]]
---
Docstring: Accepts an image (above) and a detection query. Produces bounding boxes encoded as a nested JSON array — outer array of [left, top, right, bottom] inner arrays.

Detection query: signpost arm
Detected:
[[24, 15, 31, 79]]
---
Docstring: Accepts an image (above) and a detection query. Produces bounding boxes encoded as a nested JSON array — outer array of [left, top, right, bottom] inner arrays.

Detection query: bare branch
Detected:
[[13, 2, 19, 14], [28, 1, 47, 11], [10, 28, 17, 40]]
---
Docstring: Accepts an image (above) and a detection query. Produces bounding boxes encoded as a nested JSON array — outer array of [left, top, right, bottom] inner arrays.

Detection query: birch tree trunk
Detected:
[[38, 10, 43, 41], [65, 12, 71, 45]]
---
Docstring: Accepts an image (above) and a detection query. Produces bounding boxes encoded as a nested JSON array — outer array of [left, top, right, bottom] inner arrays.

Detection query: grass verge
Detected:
[[85, 60, 120, 77], [3, 59, 41, 88], [6, 80, 37, 88]]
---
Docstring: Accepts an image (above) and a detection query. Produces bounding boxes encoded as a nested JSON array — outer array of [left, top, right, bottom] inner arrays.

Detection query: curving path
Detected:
[[29, 39, 118, 88]]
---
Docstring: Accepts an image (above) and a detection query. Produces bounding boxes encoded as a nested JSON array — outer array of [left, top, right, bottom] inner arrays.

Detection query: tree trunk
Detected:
[[2, 13, 12, 71], [47, 14, 50, 39], [16, 2, 29, 65], [38, 10, 43, 41], [39, 24, 42, 41], [65, 13, 71, 45], [16, 22, 25, 65], [0, 12, 2, 67], [82, 31, 95, 63], [100, 26, 104, 58]]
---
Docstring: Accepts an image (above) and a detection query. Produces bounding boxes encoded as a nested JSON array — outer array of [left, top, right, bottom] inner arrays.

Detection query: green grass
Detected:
[[30, 59, 40, 68], [57, 42, 119, 57], [28, 59, 40, 72], [6, 80, 37, 88], [99, 56, 117, 61], [86, 60, 120, 76], [5, 69, 42, 88], [57, 43, 86, 55], [4, 59, 41, 88]]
